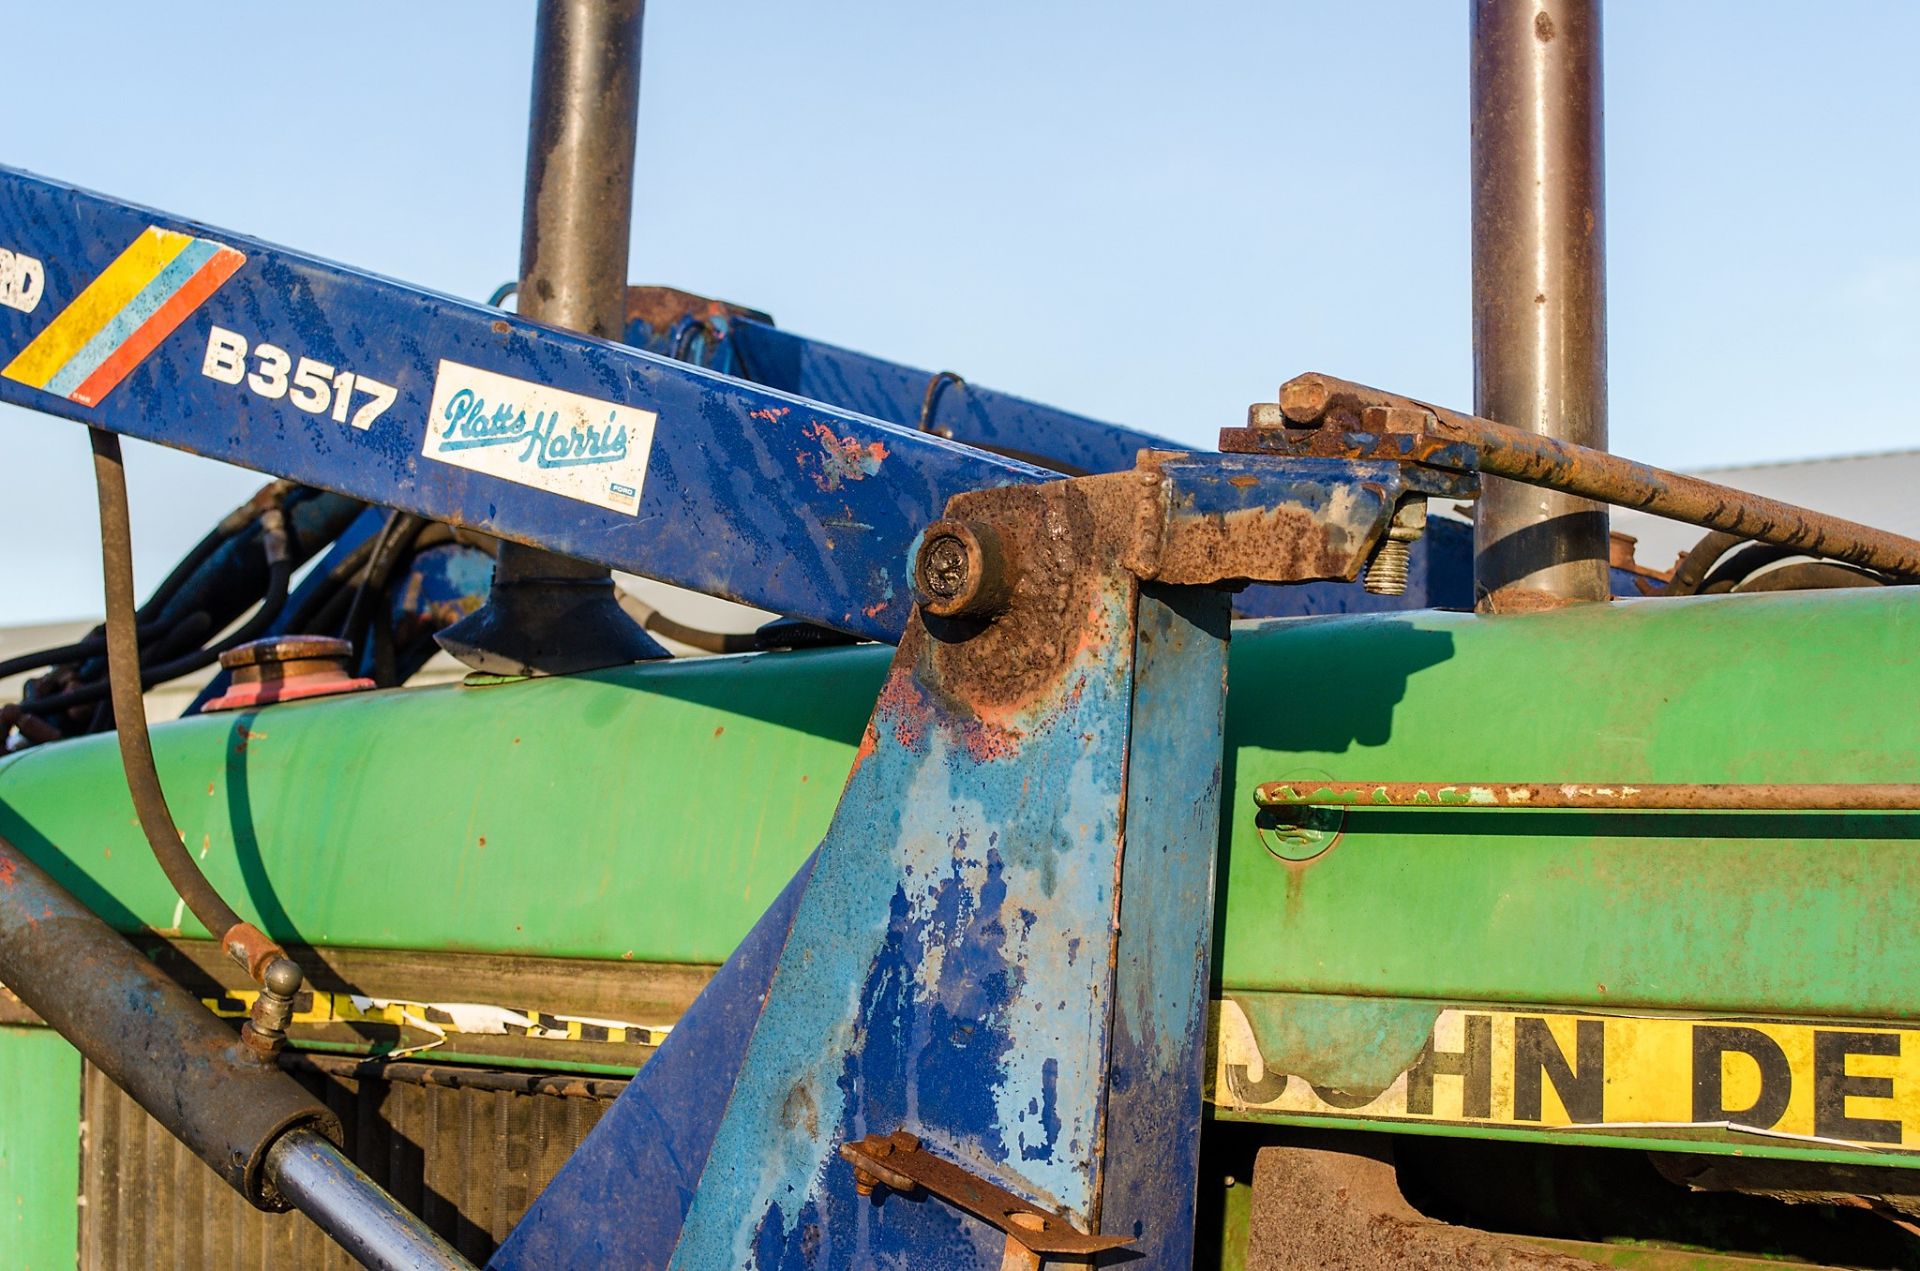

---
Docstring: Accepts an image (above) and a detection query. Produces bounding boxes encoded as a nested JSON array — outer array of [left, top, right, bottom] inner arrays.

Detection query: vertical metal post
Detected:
[[517, 0, 646, 341], [438, 0, 668, 674], [1469, 0, 1611, 611]]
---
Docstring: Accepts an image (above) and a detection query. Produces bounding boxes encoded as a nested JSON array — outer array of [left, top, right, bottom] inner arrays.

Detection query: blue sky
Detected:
[[2, 3, 1915, 624]]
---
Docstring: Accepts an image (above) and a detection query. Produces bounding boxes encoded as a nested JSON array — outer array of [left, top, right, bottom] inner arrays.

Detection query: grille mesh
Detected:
[[80, 1059, 611, 1267]]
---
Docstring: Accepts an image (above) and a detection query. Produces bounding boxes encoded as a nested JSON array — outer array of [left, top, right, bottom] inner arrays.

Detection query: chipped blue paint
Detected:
[[667, 576, 1140, 1267], [1099, 585, 1232, 1258]]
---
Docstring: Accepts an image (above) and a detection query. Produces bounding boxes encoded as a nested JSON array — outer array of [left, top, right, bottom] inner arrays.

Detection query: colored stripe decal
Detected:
[[2, 226, 246, 406], [2, 228, 191, 387], [70, 246, 244, 407], [45, 239, 220, 397]]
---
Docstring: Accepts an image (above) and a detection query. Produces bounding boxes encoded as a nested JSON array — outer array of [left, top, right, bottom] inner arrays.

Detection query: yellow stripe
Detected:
[[2, 228, 193, 388]]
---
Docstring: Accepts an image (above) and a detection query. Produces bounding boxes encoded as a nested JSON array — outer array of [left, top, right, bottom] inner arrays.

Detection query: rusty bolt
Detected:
[[852, 1167, 880, 1197], [914, 520, 1015, 619], [1364, 495, 1428, 597]]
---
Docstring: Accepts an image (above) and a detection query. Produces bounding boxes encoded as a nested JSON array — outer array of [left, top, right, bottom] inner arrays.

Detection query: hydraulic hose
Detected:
[[16, 557, 291, 718], [0, 614, 174, 680], [0, 834, 471, 1267], [88, 429, 303, 1032]]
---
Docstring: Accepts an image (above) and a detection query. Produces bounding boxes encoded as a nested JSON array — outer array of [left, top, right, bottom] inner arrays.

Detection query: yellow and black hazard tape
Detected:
[[202, 988, 674, 1054]]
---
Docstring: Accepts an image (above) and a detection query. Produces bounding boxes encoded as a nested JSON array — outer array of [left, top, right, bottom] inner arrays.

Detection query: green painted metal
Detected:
[[0, 646, 881, 963], [1, 587, 1917, 1170], [1217, 589, 1920, 1019], [0, 1026, 80, 1269]]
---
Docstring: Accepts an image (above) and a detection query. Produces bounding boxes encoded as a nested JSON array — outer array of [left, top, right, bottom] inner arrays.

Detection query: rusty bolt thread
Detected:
[[1364, 496, 1428, 597], [1364, 539, 1411, 596], [914, 520, 1016, 619]]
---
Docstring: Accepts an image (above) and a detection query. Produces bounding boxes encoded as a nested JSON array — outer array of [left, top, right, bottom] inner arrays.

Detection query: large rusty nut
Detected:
[[914, 519, 1016, 618]]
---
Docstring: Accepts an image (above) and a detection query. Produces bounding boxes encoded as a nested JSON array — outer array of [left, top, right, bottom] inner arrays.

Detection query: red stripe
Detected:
[[70, 248, 245, 407]]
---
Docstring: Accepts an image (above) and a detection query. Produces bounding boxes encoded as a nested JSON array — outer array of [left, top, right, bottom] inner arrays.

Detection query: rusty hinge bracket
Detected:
[[839, 1131, 1133, 1263]]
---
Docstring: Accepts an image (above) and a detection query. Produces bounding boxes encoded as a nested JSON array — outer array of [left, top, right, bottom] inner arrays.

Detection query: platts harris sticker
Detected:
[[424, 360, 655, 515]]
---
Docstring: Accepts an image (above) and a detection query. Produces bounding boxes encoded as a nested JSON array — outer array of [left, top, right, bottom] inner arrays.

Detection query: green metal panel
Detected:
[[0, 1026, 79, 1269], [2, 588, 1917, 1167], [1215, 590, 1920, 1020], [0, 645, 882, 963], [2, 590, 1915, 997]]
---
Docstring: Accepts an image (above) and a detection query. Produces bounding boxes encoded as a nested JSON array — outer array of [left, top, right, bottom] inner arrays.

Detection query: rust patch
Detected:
[[1150, 500, 1354, 585], [1480, 586, 1582, 614], [802, 422, 888, 491], [921, 478, 1117, 719], [623, 284, 769, 335]]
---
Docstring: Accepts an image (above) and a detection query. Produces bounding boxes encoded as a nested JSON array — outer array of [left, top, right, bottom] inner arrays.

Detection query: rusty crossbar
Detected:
[[1254, 781, 1920, 812], [1272, 373, 1920, 579]]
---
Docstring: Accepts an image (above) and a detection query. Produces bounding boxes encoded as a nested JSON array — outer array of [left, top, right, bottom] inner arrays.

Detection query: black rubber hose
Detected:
[[88, 428, 246, 941], [134, 498, 257, 622], [0, 614, 178, 680], [1667, 530, 1741, 596], [283, 532, 387, 636], [338, 512, 426, 644], [15, 561, 290, 717], [1733, 561, 1890, 592], [1698, 542, 1800, 594]]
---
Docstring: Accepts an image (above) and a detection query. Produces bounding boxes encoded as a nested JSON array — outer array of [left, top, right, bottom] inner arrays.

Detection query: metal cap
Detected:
[[204, 636, 375, 712]]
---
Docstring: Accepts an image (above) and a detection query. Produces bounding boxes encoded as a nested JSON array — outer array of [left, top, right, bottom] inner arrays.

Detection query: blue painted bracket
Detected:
[[495, 453, 1472, 1269]]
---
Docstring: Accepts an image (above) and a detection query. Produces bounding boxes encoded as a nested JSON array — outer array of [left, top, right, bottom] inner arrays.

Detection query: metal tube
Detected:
[[1255, 781, 1920, 812], [518, 0, 645, 341], [267, 1129, 474, 1270], [436, 0, 666, 675], [1470, 0, 1611, 610], [0, 833, 336, 1205], [1443, 420, 1920, 577], [1272, 372, 1920, 578]]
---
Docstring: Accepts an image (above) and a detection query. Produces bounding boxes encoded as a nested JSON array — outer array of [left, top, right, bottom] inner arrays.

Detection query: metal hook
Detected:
[[917, 370, 966, 438]]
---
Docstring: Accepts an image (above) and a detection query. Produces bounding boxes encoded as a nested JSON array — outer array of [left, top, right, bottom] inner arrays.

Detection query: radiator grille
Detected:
[[80, 1059, 612, 1268]]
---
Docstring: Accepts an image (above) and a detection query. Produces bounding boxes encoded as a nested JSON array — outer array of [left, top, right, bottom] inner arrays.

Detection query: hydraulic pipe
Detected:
[[0, 832, 333, 1204], [88, 429, 309, 1072], [90, 431, 279, 977], [1272, 373, 1920, 578], [1255, 781, 1920, 813], [0, 834, 472, 1266], [1470, 0, 1612, 610], [436, 0, 668, 675], [267, 1129, 473, 1270]]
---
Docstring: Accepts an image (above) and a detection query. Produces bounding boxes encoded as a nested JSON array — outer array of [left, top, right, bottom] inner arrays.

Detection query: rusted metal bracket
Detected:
[[1231, 372, 1920, 580], [839, 1131, 1133, 1263]]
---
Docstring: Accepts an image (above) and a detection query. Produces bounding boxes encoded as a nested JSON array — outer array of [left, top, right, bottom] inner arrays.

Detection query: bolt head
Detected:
[[920, 535, 971, 600], [914, 520, 1014, 619]]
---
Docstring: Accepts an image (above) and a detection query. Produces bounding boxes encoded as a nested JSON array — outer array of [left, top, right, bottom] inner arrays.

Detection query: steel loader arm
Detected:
[[0, 166, 1051, 643]]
